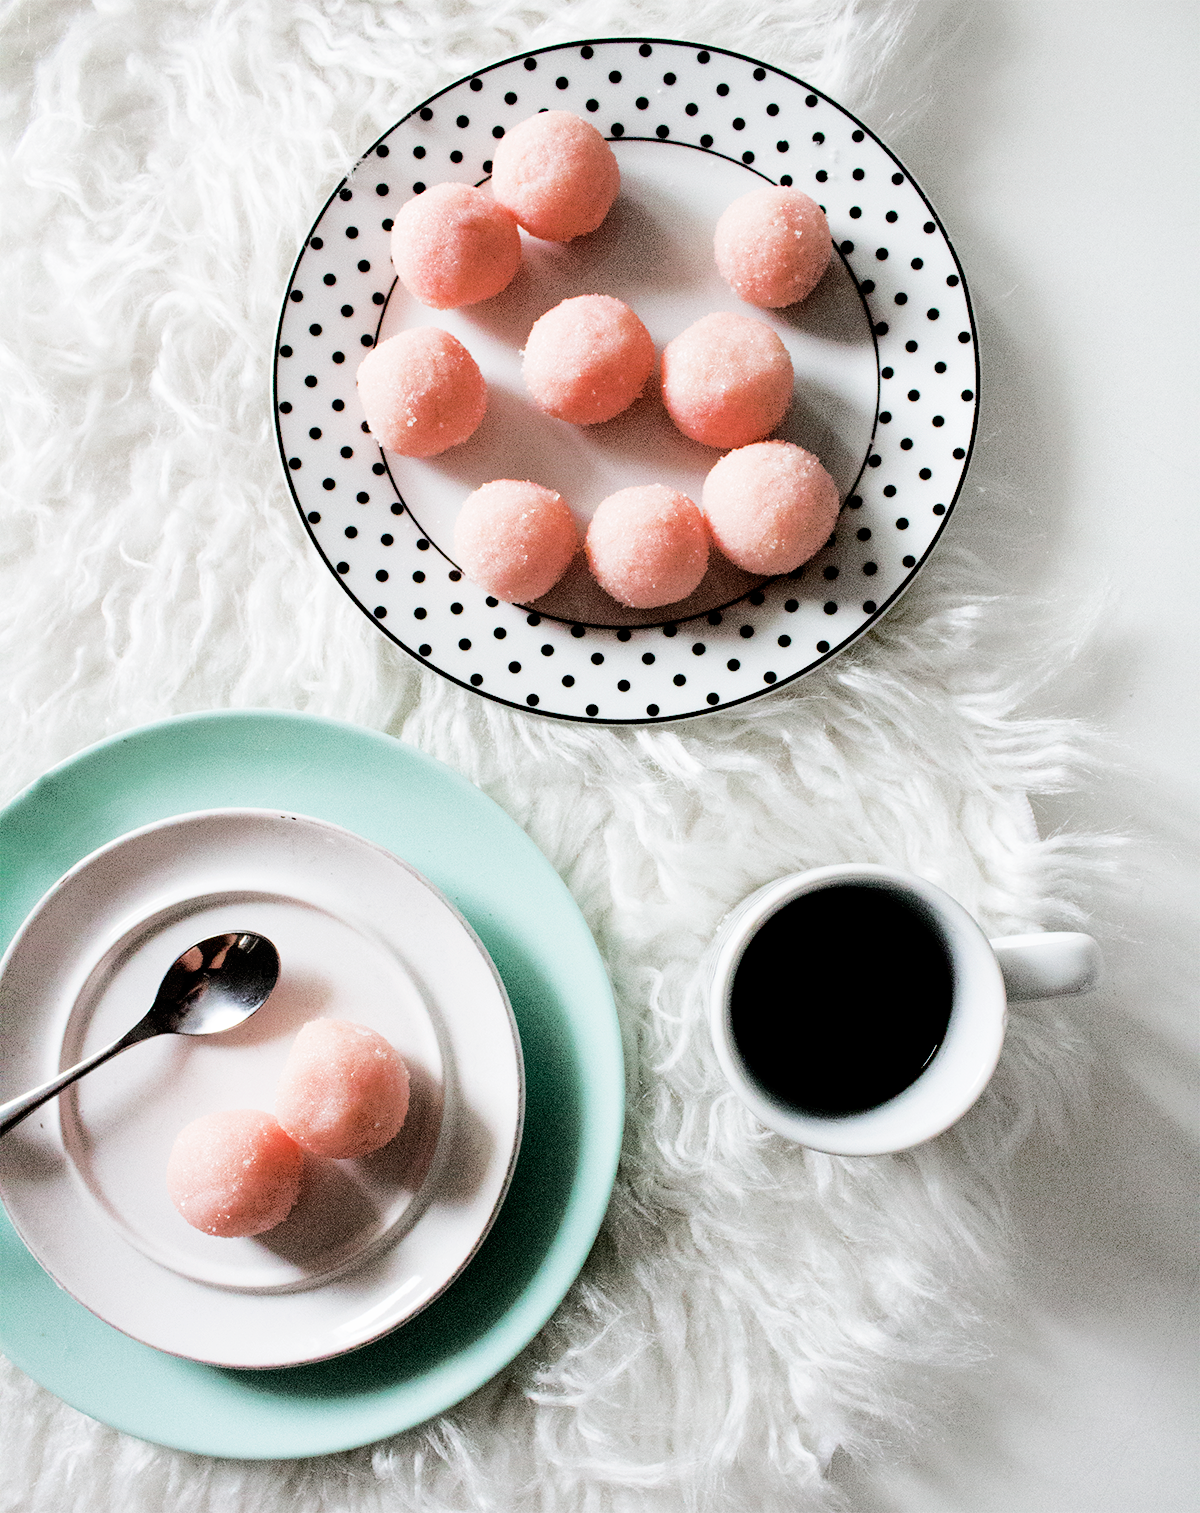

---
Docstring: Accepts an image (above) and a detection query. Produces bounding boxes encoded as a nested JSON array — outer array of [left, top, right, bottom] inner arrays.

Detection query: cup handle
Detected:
[[989, 932, 1102, 1000]]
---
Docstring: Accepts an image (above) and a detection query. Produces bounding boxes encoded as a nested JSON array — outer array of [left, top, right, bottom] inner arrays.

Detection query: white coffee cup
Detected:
[[706, 864, 1101, 1155]]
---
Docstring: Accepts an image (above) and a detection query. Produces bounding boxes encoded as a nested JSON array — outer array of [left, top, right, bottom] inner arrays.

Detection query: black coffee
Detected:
[[729, 883, 954, 1118]]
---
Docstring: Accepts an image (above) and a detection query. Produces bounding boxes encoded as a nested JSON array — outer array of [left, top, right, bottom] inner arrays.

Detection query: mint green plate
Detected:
[[0, 711, 624, 1459]]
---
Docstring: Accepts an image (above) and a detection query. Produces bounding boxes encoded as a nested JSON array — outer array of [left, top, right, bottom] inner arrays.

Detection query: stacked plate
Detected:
[[0, 710, 624, 1457]]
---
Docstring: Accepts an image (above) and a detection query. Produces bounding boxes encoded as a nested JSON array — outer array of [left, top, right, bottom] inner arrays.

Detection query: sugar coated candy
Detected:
[[357, 327, 487, 458], [660, 313, 793, 450], [523, 295, 655, 425], [702, 440, 840, 575], [166, 1109, 302, 1238], [585, 485, 709, 609], [454, 479, 579, 603], [714, 187, 832, 309], [490, 111, 620, 242], [391, 182, 521, 309], [275, 1019, 410, 1161]]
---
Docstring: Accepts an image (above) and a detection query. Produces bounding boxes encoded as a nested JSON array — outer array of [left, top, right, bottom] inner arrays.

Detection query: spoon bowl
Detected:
[[0, 932, 280, 1137], [150, 933, 281, 1036]]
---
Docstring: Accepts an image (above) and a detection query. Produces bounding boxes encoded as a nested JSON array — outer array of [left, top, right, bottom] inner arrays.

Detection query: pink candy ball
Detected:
[[660, 313, 793, 450], [714, 187, 833, 309], [490, 111, 620, 242], [166, 1109, 302, 1238], [357, 327, 487, 458], [391, 182, 521, 310], [703, 440, 840, 574], [275, 1020, 410, 1161], [585, 485, 709, 609], [523, 295, 655, 425], [454, 479, 578, 603]]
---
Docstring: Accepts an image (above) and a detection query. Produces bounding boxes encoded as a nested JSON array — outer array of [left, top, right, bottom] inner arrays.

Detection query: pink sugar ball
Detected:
[[714, 187, 833, 309], [490, 111, 620, 242], [275, 1020, 410, 1161], [702, 440, 840, 575], [391, 182, 521, 309], [454, 479, 578, 603], [166, 1109, 302, 1238], [660, 313, 793, 450], [356, 327, 486, 458], [523, 295, 655, 425], [585, 485, 709, 609]]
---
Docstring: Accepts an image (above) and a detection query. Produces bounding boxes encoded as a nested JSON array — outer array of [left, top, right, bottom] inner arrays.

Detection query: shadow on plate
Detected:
[[256, 1056, 446, 1279]]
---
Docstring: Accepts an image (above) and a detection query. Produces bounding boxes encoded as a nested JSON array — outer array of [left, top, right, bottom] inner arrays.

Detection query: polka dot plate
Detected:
[[274, 38, 979, 723]]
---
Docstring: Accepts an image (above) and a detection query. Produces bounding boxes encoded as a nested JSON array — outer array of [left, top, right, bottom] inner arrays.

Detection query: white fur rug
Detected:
[[0, 2, 1104, 1509]]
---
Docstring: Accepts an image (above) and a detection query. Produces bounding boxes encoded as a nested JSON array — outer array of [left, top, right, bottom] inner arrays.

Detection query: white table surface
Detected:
[[829, 3, 1199, 1509]]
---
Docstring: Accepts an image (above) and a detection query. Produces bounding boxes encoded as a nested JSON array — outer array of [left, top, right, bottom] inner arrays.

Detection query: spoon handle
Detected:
[[0, 1015, 158, 1138]]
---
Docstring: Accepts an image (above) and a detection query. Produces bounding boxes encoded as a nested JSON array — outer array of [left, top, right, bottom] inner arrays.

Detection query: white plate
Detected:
[[275, 39, 978, 723], [0, 810, 523, 1369]]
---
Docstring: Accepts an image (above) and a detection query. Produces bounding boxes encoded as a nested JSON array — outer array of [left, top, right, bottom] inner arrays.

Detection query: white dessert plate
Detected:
[[274, 37, 978, 722], [0, 808, 524, 1370]]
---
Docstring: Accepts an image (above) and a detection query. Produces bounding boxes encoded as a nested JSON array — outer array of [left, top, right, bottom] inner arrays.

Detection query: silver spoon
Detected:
[[0, 932, 280, 1138]]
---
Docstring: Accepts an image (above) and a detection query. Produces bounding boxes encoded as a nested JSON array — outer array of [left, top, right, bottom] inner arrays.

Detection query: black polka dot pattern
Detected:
[[276, 39, 977, 724]]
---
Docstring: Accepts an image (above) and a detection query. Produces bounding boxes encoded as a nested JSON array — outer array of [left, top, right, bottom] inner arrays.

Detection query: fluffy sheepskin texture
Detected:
[[0, 2, 1109, 1510]]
